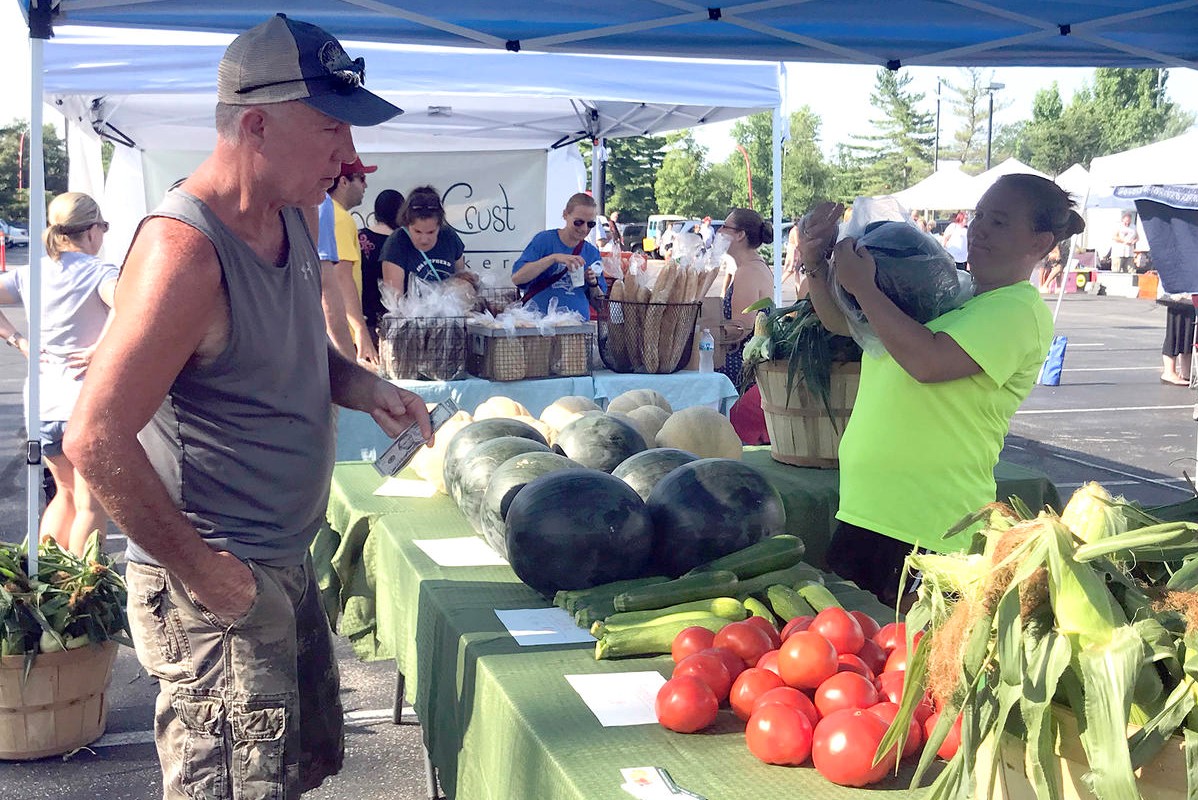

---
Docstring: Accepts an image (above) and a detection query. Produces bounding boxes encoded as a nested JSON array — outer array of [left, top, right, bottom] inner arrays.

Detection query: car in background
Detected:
[[0, 220, 29, 248], [637, 214, 687, 258]]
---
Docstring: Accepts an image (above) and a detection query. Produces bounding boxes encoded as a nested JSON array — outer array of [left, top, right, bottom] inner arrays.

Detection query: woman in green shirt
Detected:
[[799, 175, 1085, 604]]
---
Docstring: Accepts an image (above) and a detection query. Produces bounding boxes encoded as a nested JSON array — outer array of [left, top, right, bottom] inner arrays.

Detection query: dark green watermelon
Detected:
[[551, 413, 646, 473], [479, 452, 585, 556], [443, 418, 547, 506], [646, 458, 786, 577], [612, 448, 699, 502], [505, 469, 655, 597], [456, 437, 551, 534]]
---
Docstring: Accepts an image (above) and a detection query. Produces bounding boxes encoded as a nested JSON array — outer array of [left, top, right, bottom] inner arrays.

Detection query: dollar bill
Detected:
[[372, 398, 461, 477]]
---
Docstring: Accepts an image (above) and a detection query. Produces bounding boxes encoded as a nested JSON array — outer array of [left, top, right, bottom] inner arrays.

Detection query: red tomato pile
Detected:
[[653, 610, 962, 788]]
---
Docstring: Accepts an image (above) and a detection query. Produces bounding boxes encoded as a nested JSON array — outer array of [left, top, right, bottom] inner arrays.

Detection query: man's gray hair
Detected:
[[214, 101, 245, 143]]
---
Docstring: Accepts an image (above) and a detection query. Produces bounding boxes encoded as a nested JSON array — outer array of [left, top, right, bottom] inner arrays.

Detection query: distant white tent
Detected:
[[1089, 131, 1198, 188], [972, 158, 1053, 199], [890, 162, 979, 211], [1054, 163, 1090, 201]]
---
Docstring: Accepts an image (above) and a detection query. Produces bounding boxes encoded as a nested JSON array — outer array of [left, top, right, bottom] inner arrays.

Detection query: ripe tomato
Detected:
[[729, 667, 786, 720], [655, 675, 718, 733], [809, 607, 865, 655], [672, 652, 733, 702], [924, 710, 963, 760], [850, 611, 881, 641], [877, 671, 934, 724], [744, 615, 783, 649], [780, 615, 813, 640], [752, 686, 820, 727], [835, 653, 874, 682], [699, 646, 746, 682], [857, 639, 888, 677], [745, 703, 814, 766], [873, 622, 906, 653], [714, 621, 775, 668], [812, 708, 897, 787], [777, 631, 838, 690], [867, 701, 922, 759], [814, 671, 879, 717], [756, 649, 781, 676], [672, 626, 717, 664], [884, 645, 909, 673]]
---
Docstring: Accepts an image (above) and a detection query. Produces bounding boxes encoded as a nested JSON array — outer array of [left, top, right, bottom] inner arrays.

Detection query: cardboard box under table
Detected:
[[466, 322, 595, 381]]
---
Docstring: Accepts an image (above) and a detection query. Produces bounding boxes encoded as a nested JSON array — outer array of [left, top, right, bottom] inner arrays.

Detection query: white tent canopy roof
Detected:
[[1088, 131, 1198, 188], [890, 162, 979, 211], [43, 26, 783, 152], [1055, 163, 1091, 200]]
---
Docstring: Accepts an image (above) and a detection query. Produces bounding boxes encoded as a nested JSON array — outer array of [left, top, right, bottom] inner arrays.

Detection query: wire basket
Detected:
[[477, 287, 521, 316], [377, 316, 468, 381], [598, 300, 700, 374], [467, 324, 595, 381]]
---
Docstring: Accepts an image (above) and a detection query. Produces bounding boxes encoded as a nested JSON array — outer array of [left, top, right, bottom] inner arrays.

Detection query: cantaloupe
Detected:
[[411, 411, 474, 493], [474, 396, 531, 420], [606, 388, 673, 416], [655, 406, 742, 460], [539, 396, 601, 435], [621, 405, 671, 445]]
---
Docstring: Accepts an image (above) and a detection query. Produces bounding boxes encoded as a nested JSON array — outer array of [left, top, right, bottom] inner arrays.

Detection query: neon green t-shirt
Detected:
[[836, 281, 1053, 551]]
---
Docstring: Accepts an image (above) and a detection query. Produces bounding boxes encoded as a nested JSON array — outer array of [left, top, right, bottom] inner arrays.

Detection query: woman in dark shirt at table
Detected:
[[358, 188, 403, 338], [380, 185, 478, 294]]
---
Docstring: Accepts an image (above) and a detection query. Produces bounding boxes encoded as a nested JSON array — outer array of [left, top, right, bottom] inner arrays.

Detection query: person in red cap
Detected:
[[66, 15, 430, 797], [328, 156, 379, 365]]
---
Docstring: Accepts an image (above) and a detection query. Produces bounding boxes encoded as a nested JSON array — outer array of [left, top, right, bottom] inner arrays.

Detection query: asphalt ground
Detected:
[[0, 252, 1194, 797]]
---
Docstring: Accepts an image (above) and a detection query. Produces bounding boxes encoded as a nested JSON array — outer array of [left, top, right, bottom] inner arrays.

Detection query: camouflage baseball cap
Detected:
[[217, 14, 402, 126]]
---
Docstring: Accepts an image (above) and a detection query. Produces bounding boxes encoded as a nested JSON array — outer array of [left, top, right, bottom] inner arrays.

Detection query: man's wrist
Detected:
[[800, 259, 828, 278]]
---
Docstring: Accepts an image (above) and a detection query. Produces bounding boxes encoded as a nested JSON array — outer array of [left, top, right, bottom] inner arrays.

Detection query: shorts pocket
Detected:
[[187, 561, 263, 630], [231, 698, 288, 800], [126, 562, 193, 681], [173, 693, 230, 800]]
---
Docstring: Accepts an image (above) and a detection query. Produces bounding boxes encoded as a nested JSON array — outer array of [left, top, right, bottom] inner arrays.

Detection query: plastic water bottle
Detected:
[[698, 328, 715, 373]]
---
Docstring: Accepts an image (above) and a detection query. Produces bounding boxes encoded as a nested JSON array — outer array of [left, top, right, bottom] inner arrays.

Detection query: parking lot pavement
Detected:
[[0, 288, 1195, 798]]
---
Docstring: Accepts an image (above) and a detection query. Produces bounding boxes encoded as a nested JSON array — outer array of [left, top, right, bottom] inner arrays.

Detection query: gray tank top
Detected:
[[129, 190, 334, 567]]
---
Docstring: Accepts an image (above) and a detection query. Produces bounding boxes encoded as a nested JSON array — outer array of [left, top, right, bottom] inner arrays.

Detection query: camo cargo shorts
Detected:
[[125, 557, 344, 799]]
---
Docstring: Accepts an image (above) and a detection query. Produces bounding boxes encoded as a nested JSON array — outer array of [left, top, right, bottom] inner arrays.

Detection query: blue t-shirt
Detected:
[[512, 229, 606, 318], [315, 195, 338, 262]]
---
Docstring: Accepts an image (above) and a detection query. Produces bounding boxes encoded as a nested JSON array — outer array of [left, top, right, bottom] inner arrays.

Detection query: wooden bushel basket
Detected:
[[0, 641, 118, 760], [755, 360, 860, 468]]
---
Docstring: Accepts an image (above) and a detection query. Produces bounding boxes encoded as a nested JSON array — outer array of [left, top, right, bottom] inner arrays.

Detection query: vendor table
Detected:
[[316, 449, 1059, 663], [334, 369, 738, 461]]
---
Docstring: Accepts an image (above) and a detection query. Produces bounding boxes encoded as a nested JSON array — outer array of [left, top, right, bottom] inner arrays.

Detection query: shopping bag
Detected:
[[1037, 335, 1067, 386]]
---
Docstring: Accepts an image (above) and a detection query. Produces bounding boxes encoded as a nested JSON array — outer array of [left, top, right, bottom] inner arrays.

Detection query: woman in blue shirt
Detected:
[[512, 192, 606, 319]]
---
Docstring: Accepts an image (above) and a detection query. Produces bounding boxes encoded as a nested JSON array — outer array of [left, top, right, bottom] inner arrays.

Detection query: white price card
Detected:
[[493, 608, 595, 646], [565, 671, 667, 727], [413, 537, 509, 568], [373, 477, 438, 498]]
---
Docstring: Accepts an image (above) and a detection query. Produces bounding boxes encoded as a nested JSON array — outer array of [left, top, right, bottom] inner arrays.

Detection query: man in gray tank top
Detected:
[[65, 16, 429, 799]]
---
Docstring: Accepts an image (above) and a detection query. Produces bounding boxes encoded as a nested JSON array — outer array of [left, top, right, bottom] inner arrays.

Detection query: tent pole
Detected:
[[590, 138, 604, 213], [26, 28, 47, 575], [771, 105, 783, 306]]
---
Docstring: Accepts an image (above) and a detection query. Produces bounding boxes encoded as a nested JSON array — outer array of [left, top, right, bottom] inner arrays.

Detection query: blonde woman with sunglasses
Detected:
[[511, 192, 606, 319], [0, 192, 117, 554]]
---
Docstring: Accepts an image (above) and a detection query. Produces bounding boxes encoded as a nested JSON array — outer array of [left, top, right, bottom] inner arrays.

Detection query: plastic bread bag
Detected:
[[827, 219, 974, 357], [671, 232, 704, 269]]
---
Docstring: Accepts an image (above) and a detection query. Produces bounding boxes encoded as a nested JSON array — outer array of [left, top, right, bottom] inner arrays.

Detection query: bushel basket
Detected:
[[755, 359, 859, 468], [598, 299, 700, 374], [377, 315, 467, 381]]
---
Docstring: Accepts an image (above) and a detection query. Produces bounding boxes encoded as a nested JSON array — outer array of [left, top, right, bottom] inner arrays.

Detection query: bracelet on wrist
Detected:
[[800, 261, 827, 277]]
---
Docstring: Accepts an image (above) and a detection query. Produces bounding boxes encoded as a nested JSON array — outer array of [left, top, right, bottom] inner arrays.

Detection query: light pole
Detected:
[[735, 144, 754, 207], [933, 78, 943, 170], [985, 82, 1005, 170]]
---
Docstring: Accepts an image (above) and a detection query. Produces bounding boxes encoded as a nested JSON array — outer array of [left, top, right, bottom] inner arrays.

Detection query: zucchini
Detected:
[[686, 534, 806, 579], [765, 584, 816, 622], [733, 562, 823, 600], [557, 575, 671, 613], [595, 597, 746, 634], [742, 596, 779, 627], [613, 570, 739, 613], [594, 614, 733, 660], [796, 580, 841, 611]]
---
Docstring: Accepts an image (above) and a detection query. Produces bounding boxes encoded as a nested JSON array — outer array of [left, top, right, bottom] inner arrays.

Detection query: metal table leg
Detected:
[[393, 669, 406, 724], [424, 745, 440, 800]]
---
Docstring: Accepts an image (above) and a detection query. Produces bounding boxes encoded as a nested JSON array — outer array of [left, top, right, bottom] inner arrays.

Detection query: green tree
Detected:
[[0, 119, 69, 224], [942, 68, 1011, 172], [580, 135, 665, 224], [849, 70, 935, 194], [654, 131, 730, 217], [718, 108, 831, 220], [728, 112, 773, 215]]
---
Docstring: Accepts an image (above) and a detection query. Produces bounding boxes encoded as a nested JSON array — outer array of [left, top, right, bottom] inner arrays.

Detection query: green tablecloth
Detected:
[[318, 451, 1059, 660], [367, 500, 922, 800]]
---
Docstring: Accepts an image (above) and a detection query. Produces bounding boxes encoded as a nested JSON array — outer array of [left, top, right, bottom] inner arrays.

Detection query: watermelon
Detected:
[[551, 413, 647, 473], [504, 469, 655, 597], [646, 458, 786, 577], [443, 418, 547, 506], [479, 452, 586, 556], [612, 448, 699, 502], [455, 437, 551, 533]]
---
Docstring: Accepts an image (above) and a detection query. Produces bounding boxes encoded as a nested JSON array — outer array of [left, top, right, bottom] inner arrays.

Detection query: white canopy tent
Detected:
[[890, 162, 979, 212], [971, 157, 1054, 198], [1089, 131, 1198, 188]]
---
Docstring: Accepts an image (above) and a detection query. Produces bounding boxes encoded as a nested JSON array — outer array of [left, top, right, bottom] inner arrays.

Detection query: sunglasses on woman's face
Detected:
[[571, 218, 597, 229]]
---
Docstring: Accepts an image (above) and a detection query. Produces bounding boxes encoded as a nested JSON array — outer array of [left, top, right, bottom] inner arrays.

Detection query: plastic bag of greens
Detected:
[[828, 219, 973, 357]]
